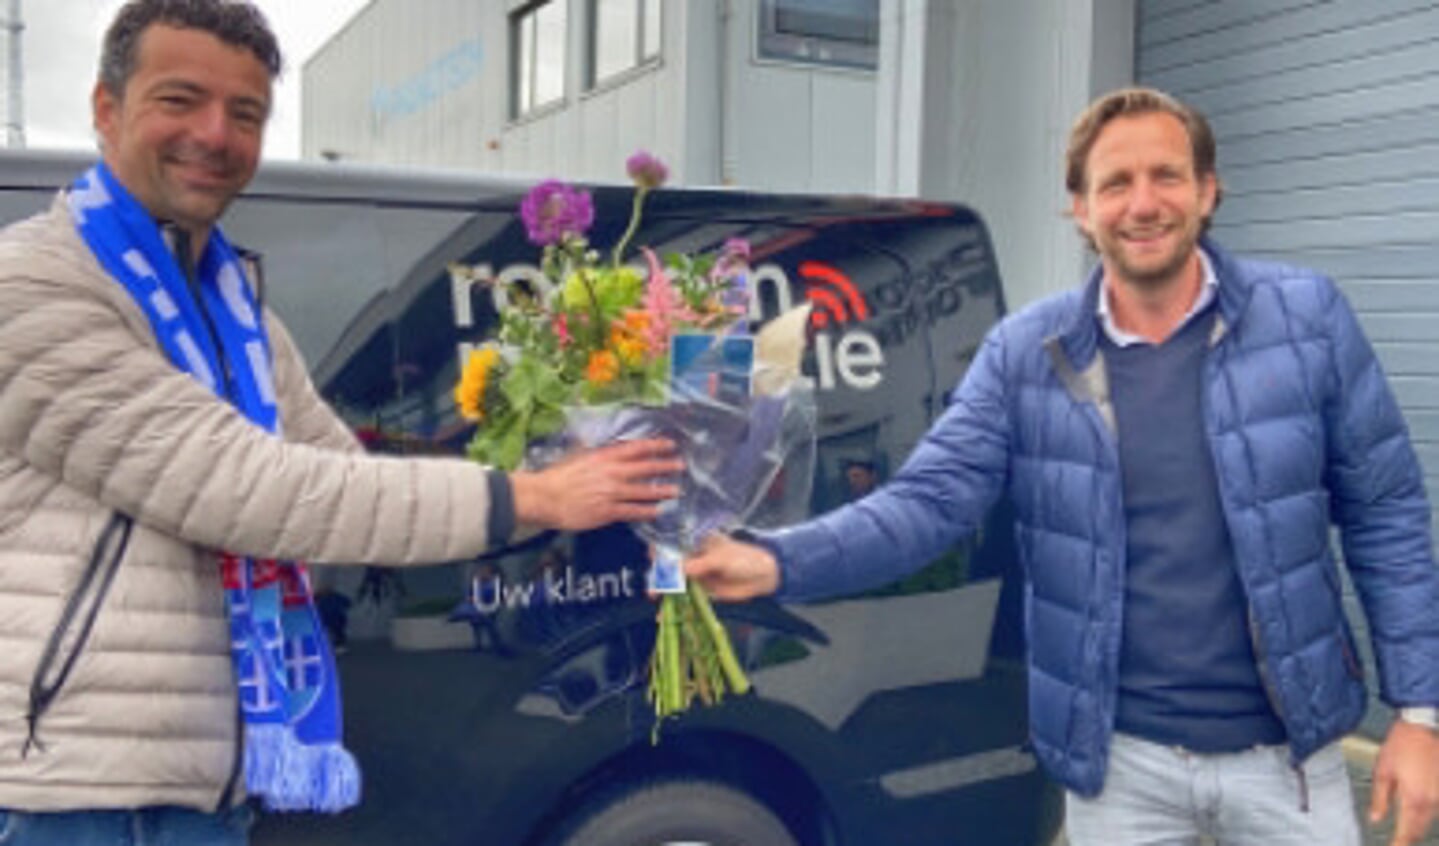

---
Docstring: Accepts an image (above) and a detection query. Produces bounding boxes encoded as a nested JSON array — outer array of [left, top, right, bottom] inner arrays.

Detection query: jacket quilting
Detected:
[[772, 237, 1439, 795]]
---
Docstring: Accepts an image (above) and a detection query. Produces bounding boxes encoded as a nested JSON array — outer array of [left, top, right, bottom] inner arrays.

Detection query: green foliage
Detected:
[[562, 266, 644, 320]]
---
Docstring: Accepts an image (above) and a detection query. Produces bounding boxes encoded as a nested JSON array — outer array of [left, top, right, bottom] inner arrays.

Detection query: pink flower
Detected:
[[553, 313, 572, 347], [640, 248, 678, 351], [626, 150, 669, 190], [520, 180, 595, 246]]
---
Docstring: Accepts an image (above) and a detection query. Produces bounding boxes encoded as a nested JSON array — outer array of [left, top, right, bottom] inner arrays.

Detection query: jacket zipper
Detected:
[[24, 511, 133, 757], [1245, 611, 1310, 810], [1201, 330, 1310, 813], [1202, 336, 1287, 731], [1047, 338, 1128, 762], [215, 702, 245, 811], [1200, 350, 1290, 735], [1246, 610, 1290, 733], [1097, 388, 1126, 763]]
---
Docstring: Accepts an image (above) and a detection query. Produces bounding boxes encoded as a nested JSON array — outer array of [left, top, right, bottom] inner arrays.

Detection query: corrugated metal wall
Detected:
[[1138, 0, 1439, 735]]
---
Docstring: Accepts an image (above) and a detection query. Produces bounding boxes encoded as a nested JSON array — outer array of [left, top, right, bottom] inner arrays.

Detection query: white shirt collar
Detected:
[[1097, 249, 1219, 348]]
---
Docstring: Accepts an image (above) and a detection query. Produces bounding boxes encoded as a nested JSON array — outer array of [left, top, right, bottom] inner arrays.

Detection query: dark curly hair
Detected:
[[99, 0, 282, 96]]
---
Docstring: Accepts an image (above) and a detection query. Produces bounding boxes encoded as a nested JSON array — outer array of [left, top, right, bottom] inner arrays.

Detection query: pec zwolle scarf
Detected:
[[68, 163, 359, 812]]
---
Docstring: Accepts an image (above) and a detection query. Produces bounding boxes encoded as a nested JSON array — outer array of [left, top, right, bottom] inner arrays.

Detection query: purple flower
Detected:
[[721, 237, 751, 264], [520, 180, 595, 246], [626, 150, 669, 190], [711, 237, 753, 290]]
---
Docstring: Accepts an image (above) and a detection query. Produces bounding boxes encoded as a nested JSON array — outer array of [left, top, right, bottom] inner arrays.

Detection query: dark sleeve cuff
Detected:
[[486, 470, 516, 548]]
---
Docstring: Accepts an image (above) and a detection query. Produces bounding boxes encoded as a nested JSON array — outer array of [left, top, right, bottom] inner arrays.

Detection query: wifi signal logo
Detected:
[[800, 261, 870, 330]]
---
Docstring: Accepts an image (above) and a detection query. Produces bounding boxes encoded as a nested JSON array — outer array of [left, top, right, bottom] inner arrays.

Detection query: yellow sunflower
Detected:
[[455, 347, 502, 422]]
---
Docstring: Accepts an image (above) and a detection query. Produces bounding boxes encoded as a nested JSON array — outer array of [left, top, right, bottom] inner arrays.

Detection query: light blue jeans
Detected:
[[0, 805, 251, 846], [1066, 733, 1360, 846]]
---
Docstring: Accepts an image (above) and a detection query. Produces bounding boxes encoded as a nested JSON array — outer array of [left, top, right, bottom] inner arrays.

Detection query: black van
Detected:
[[0, 151, 1061, 846]]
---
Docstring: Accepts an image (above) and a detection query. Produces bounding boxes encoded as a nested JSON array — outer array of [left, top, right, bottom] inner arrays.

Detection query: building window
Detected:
[[511, 0, 568, 119], [757, 0, 879, 70], [587, 0, 661, 88]]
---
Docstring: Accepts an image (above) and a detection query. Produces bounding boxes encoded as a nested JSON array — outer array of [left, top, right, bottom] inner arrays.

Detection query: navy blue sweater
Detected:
[[1102, 307, 1285, 751]]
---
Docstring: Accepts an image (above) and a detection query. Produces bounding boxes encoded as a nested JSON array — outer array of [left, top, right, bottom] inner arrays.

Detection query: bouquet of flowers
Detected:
[[451, 152, 815, 734]]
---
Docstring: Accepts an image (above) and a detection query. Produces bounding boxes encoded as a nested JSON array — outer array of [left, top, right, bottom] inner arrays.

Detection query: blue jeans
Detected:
[[1066, 733, 1360, 846], [0, 805, 251, 846]]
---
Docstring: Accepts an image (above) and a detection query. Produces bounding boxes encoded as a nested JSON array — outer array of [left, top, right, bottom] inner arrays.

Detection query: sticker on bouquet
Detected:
[[647, 544, 687, 594]]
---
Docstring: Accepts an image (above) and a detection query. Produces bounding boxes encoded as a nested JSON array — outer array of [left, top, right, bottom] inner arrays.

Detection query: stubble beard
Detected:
[[1104, 225, 1202, 293]]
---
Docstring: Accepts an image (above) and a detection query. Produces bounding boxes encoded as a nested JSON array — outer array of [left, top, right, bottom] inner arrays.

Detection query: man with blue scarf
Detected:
[[0, 1, 680, 843], [687, 87, 1439, 846]]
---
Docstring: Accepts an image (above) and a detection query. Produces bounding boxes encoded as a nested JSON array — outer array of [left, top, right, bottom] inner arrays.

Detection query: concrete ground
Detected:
[[1052, 735, 1439, 846]]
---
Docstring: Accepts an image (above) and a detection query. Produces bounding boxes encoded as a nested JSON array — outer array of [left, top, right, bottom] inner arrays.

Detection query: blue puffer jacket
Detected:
[[770, 238, 1439, 796]]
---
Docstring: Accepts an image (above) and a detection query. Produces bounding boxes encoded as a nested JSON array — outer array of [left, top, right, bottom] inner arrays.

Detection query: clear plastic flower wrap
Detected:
[[526, 310, 817, 732], [535, 326, 817, 548]]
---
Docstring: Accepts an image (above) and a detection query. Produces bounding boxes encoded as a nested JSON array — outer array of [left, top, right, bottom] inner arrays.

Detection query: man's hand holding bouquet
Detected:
[[451, 153, 815, 735]]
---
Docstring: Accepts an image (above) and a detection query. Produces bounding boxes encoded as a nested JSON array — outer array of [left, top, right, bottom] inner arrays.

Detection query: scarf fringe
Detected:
[[245, 723, 361, 813]]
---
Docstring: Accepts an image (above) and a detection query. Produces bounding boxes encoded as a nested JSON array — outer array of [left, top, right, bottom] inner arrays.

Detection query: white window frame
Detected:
[[585, 0, 662, 91], [510, 0, 569, 120]]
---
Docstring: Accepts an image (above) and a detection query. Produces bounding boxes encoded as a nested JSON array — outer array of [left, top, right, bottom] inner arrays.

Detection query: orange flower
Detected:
[[455, 347, 501, 422], [608, 311, 653, 366], [623, 311, 650, 334], [616, 337, 647, 366], [585, 350, 620, 385]]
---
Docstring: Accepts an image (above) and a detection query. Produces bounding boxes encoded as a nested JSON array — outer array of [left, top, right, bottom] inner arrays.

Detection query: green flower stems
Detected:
[[610, 187, 650, 269], [688, 583, 750, 696], [547, 239, 606, 347], [647, 582, 751, 741]]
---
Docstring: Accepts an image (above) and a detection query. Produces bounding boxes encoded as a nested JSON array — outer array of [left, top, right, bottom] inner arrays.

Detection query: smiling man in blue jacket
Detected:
[[687, 87, 1439, 846]]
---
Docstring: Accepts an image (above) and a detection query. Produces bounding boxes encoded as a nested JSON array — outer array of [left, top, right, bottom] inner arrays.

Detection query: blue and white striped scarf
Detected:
[[68, 162, 359, 813]]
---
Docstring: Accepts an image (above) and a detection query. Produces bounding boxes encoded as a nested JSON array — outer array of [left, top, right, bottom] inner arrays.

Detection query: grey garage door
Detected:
[[1138, 0, 1439, 736]]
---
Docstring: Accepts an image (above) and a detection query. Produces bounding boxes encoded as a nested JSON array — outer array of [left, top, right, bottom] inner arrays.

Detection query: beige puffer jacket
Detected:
[[0, 195, 500, 812]]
